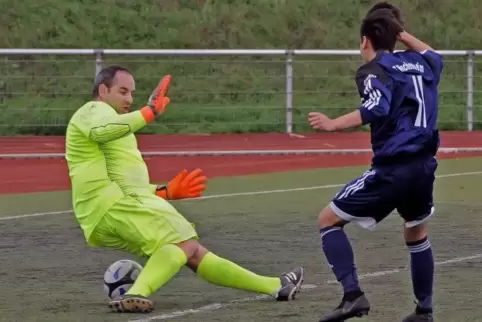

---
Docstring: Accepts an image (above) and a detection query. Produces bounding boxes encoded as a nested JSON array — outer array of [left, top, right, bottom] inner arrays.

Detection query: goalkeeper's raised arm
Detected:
[[74, 65, 172, 143]]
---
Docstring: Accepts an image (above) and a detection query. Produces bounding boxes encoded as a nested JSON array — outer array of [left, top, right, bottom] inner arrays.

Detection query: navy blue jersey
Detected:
[[355, 50, 444, 165]]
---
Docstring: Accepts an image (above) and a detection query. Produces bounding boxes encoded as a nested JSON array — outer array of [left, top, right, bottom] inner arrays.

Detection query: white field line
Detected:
[[1, 170, 482, 222], [1, 146, 482, 158], [128, 253, 482, 322]]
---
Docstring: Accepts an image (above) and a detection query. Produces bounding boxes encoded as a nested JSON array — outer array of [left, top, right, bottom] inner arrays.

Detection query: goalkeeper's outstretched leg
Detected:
[[91, 193, 304, 314], [108, 239, 304, 313]]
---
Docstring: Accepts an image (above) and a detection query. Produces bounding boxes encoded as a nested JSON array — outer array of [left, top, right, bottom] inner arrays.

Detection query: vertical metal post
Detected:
[[285, 50, 294, 134], [95, 50, 103, 76], [467, 52, 474, 131]]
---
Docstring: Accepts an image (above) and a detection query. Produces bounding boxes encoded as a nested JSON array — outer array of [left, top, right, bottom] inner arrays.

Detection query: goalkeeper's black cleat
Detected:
[[318, 291, 370, 322], [274, 267, 304, 301], [402, 303, 434, 322], [108, 294, 154, 313]]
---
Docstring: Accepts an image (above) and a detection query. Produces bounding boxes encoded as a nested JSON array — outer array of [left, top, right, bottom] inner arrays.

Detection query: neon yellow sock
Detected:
[[197, 252, 281, 295], [126, 244, 187, 297]]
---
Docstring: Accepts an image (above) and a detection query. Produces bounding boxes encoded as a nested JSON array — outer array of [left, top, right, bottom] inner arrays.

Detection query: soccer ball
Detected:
[[103, 259, 143, 299]]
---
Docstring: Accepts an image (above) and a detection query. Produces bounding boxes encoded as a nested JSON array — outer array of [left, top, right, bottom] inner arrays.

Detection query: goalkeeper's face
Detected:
[[101, 71, 136, 114]]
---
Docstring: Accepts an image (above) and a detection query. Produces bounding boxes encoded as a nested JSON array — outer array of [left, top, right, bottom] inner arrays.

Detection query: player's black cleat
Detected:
[[402, 303, 434, 322], [108, 294, 154, 313], [274, 267, 304, 301], [318, 291, 370, 322]]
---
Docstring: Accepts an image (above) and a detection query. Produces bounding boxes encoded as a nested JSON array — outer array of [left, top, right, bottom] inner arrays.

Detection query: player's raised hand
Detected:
[[147, 75, 172, 115], [308, 112, 335, 131], [156, 168, 208, 200]]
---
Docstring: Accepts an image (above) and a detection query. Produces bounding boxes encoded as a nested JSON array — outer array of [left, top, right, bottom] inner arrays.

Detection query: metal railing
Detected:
[[0, 48, 479, 132]]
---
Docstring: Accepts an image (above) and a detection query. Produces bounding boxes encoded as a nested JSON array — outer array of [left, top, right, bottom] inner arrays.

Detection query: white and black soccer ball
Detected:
[[103, 259, 143, 299]]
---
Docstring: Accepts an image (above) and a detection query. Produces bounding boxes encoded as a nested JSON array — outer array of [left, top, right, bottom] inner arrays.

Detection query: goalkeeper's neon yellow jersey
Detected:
[[65, 101, 157, 242]]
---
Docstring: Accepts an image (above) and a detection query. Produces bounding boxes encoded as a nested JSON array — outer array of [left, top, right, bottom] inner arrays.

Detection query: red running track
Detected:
[[0, 131, 481, 154], [0, 132, 481, 194]]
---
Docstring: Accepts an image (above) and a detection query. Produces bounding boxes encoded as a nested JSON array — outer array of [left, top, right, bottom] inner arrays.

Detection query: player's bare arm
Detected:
[[308, 110, 362, 132], [309, 64, 392, 132], [399, 30, 444, 85], [399, 31, 434, 52]]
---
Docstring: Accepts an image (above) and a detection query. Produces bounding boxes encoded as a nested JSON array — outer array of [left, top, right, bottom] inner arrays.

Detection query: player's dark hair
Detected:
[[366, 1, 404, 27], [360, 9, 403, 52], [92, 65, 132, 97]]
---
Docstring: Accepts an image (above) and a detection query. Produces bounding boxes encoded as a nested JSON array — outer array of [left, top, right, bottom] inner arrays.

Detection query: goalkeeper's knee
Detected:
[[175, 239, 208, 270]]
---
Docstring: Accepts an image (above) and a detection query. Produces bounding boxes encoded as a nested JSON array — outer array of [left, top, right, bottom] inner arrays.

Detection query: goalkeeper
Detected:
[[65, 65, 304, 314]]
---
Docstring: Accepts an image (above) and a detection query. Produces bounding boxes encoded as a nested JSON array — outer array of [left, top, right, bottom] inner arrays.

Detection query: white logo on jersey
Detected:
[[361, 74, 382, 110], [392, 62, 425, 73], [363, 74, 377, 88]]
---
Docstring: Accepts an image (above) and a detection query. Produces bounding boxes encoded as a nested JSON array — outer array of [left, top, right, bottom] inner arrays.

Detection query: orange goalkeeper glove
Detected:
[[156, 168, 208, 200], [140, 75, 172, 123]]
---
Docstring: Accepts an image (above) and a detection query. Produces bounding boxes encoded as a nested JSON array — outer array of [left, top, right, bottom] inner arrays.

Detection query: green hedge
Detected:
[[1, 0, 481, 135]]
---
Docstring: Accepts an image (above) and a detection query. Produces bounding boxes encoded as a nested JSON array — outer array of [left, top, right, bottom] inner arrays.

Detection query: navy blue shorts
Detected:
[[330, 156, 438, 230]]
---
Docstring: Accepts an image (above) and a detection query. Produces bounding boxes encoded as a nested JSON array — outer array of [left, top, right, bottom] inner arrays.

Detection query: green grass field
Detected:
[[1, 157, 482, 322], [1, 0, 482, 135], [2, 1, 482, 321]]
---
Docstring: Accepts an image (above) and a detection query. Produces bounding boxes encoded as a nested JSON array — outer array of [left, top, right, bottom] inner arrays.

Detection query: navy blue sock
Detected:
[[320, 226, 360, 294], [407, 236, 434, 310]]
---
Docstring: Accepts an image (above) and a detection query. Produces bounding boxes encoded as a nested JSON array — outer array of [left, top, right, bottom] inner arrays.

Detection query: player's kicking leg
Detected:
[[109, 240, 304, 313], [316, 206, 371, 322], [316, 169, 395, 322]]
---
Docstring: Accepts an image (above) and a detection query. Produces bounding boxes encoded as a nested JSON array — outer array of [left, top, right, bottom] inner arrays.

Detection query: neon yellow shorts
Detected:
[[89, 194, 198, 257]]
